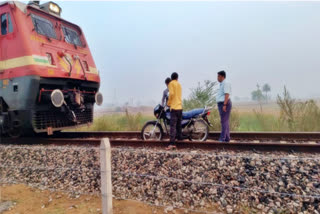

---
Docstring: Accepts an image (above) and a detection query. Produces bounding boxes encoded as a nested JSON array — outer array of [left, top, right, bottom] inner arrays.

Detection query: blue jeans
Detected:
[[218, 100, 232, 142]]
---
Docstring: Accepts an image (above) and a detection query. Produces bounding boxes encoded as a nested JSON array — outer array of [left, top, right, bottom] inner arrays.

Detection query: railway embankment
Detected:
[[0, 144, 319, 213]]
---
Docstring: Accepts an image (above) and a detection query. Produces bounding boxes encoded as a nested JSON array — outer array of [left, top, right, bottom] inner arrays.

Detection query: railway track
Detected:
[[1, 131, 320, 153], [53, 131, 320, 141]]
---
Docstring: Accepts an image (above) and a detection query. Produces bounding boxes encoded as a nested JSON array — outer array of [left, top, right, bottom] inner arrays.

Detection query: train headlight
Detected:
[[51, 89, 64, 107], [49, 2, 61, 15], [95, 92, 103, 106]]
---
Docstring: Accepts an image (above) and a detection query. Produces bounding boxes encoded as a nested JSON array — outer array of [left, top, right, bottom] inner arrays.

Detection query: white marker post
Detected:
[[100, 138, 113, 214]]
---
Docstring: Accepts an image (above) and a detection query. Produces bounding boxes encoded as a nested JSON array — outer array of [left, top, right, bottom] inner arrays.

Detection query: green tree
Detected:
[[262, 83, 271, 102], [251, 84, 265, 111], [251, 84, 265, 102], [183, 80, 217, 110], [251, 90, 264, 102]]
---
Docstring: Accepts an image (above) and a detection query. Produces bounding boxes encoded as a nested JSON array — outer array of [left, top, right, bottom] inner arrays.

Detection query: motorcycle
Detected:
[[141, 104, 212, 141]]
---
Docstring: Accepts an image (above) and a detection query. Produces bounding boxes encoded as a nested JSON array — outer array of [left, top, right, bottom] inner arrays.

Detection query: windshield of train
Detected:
[[62, 26, 82, 47], [31, 14, 57, 39]]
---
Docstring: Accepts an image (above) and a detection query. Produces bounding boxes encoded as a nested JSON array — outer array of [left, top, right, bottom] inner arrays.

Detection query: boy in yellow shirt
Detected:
[[167, 72, 182, 149]]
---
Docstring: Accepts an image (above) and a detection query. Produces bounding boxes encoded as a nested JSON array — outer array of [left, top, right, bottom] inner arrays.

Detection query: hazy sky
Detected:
[[54, 1, 320, 105]]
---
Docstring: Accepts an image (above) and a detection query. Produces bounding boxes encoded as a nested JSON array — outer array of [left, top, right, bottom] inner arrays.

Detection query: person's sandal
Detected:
[[165, 145, 172, 150], [166, 145, 177, 150]]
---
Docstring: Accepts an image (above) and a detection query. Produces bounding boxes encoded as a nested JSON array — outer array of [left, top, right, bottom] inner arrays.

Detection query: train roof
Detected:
[[1, 1, 60, 17], [0, 1, 27, 12], [0, 1, 82, 33]]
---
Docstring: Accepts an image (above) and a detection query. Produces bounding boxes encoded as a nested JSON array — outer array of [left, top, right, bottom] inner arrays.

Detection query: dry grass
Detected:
[[1, 184, 221, 214], [84, 96, 320, 132], [73, 110, 153, 132], [277, 88, 320, 131]]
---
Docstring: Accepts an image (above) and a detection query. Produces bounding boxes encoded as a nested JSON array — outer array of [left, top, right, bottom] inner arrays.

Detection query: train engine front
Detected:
[[0, 1, 102, 136]]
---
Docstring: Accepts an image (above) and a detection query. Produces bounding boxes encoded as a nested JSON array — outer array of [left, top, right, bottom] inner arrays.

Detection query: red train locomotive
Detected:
[[0, 1, 103, 136]]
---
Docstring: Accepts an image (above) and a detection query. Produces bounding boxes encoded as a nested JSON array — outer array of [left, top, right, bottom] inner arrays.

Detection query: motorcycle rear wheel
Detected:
[[189, 120, 209, 141], [141, 121, 164, 140]]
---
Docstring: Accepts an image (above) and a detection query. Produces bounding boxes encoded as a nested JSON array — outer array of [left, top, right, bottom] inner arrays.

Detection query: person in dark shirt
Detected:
[[161, 77, 171, 107]]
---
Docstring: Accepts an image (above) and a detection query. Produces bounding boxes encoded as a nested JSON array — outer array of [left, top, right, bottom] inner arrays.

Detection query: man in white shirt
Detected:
[[216, 70, 232, 142]]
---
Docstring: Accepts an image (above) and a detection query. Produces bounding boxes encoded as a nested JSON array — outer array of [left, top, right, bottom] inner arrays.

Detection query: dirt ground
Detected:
[[0, 184, 216, 214]]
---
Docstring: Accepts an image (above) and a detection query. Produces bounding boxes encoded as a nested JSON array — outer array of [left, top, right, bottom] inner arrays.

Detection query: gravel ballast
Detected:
[[0, 201, 13, 213], [0, 144, 319, 213]]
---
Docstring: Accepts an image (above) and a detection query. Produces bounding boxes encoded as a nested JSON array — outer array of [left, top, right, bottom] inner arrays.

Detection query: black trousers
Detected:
[[170, 109, 182, 144]]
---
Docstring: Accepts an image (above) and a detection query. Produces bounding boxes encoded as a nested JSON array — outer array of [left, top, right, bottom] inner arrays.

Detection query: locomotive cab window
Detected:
[[62, 26, 82, 47], [31, 14, 57, 39], [1, 13, 13, 35], [8, 14, 13, 33]]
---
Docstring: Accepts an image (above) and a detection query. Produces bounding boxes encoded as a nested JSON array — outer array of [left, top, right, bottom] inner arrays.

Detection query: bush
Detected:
[[182, 80, 240, 131], [277, 87, 320, 131], [183, 80, 217, 110]]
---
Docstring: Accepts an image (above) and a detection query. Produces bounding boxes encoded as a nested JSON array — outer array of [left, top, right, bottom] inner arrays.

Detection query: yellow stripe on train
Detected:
[[0, 55, 98, 74], [0, 55, 55, 70]]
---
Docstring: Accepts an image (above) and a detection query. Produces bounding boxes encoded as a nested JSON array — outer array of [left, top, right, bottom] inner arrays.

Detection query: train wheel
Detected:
[[8, 120, 22, 138]]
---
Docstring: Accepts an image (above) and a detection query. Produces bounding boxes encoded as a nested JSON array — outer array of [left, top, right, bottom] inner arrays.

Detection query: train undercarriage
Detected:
[[0, 75, 102, 137]]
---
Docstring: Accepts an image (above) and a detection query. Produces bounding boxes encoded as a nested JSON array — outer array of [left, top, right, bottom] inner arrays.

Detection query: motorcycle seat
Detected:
[[182, 108, 205, 119]]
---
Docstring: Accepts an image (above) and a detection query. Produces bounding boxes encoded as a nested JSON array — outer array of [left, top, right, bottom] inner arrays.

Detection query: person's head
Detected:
[[171, 72, 179, 81], [165, 77, 171, 86], [217, 70, 226, 83]]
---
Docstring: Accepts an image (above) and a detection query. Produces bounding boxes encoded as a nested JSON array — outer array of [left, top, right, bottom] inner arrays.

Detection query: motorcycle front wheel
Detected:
[[189, 120, 209, 141], [141, 121, 164, 140]]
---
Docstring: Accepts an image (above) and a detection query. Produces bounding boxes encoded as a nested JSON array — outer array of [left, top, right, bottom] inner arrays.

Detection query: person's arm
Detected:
[[223, 83, 231, 112], [167, 83, 174, 107], [161, 90, 166, 107], [223, 93, 230, 112]]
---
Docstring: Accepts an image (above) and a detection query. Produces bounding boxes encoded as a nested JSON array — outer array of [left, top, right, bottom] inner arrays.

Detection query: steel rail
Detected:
[[1, 138, 320, 153], [50, 131, 320, 141]]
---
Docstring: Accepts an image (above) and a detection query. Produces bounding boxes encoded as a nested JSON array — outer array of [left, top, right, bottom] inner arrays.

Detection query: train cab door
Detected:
[[0, 4, 15, 76], [0, 4, 15, 97], [0, 4, 17, 114]]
